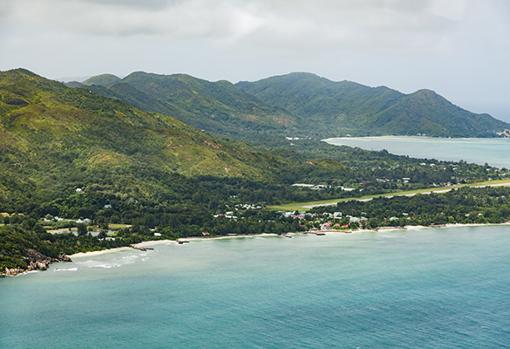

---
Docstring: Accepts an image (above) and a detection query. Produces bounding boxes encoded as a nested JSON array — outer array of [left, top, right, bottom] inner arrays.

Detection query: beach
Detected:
[[64, 222, 510, 259]]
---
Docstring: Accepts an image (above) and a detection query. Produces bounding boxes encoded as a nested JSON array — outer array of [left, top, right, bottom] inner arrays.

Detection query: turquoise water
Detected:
[[325, 136, 510, 168], [2, 226, 510, 348]]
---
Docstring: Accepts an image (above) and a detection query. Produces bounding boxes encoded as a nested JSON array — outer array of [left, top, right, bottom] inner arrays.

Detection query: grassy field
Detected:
[[108, 223, 132, 230], [269, 178, 510, 212]]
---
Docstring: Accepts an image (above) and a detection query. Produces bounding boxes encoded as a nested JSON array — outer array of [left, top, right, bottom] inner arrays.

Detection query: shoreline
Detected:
[[68, 234, 281, 259], [315, 222, 510, 235], [4, 223, 510, 277], [67, 222, 510, 257]]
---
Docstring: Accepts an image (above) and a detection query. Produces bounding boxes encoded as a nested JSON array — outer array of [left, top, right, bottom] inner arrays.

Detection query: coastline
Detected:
[[55, 222, 510, 257], [4, 223, 510, 278], [71, 234, 281, 257], [69, 246, 135, 258], [318, 222, 510, 235], [181, 233, 279, 242]]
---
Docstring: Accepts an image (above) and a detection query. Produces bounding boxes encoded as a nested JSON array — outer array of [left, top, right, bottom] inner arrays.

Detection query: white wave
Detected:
[[54, 267, 78, 272], [77, 252, 149, 269], [91, 263, 119, 269]]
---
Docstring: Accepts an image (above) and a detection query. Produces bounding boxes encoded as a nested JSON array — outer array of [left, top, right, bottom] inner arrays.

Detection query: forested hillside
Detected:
[[74, 71, 510, 141], [237, 72, 509, 138], [1, 69, 318, 219], [73, 71, 296, 143]]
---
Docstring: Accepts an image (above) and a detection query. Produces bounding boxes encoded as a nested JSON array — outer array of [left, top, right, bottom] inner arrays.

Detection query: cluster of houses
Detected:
[[291, 183, 356, 191], [282, 210, 369, 231], [374, 177, 420, 185], [42, 215, 92, 225], [214, 211, 238, 220], [280, 209, 419, 232], [213, 203, 263, 220], [497, 129, 510, 138]]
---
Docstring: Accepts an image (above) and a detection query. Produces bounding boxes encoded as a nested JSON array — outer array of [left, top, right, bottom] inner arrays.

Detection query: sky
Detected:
[[1, 0, 509, 120]]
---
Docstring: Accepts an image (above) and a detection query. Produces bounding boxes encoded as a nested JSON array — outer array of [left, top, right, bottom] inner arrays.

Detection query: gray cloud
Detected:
[[0, 1, 13, 18], [79, 0, 175, 9], [0, 0, 460, 42], [0, 0, 509, 120]]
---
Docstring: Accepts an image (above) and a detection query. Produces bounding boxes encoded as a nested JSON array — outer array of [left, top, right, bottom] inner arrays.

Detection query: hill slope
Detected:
[[0, 69, 303, 214], [237, 72, 509, 137], [80, 71, 297, 143]]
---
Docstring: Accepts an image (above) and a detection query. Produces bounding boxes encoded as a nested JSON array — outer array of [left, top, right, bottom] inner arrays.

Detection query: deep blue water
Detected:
[[325, 136, 510, 168], [2, 226, 510, 348]]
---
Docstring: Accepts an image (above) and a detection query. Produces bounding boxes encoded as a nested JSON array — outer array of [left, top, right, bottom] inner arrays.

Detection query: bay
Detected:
[[325, 136, 510, 168]]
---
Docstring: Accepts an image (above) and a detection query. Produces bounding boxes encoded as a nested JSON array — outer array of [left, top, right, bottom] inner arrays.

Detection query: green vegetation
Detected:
[[76, 71, 510, 144], [307, 187, 510, 229], [82, 74, 121, 88], [237, 72, 509, 138], [0, 217, 127, 272], [0, 69, 293, 181], [0, 69, 307, 214], [4, 69, 501, 218], [78, 71, 296, 144], [2, 68, 510, 274], [269, 178, 510, 212]]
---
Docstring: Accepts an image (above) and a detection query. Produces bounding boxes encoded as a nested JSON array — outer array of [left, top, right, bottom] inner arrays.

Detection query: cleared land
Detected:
[[269, 178, 510, 212], [108, 223, 132, 230]]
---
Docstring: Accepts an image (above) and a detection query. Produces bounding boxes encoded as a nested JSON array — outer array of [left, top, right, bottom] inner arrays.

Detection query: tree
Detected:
[[77, 223, 88, 236]]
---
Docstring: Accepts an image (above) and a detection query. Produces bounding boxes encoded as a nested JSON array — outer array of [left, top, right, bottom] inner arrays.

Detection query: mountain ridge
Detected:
[[72, 70, 509, 141], [79, 71, 298, 143], [237, 73, 509, 138]]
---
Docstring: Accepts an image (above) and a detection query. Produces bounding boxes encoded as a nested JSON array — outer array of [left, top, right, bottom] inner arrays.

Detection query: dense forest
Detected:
[[237, 72, 509, 138]]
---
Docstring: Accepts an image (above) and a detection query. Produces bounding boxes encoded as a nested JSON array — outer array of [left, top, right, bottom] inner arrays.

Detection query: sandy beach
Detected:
[[68, 234, 280, 258], [67, 222, 510, 259], [132, 240, 178, 248], [70, 247, 134, 258], [182, 233, 280, 242]]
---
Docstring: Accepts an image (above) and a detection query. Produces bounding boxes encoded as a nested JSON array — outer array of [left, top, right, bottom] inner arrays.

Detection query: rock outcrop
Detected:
[[1, 249, 72, 277]]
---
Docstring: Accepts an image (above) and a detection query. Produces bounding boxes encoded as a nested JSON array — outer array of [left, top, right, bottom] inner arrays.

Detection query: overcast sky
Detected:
[[1, 0, 509, 120]]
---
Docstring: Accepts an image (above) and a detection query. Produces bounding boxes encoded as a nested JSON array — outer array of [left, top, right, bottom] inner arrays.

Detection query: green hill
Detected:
[[81, 71, 297, 143], [237, 72, 509, 138], [0, 69, 284, 177], [5, 69, 394, 217], [80, 71, 509, 140], [0, 69, 307, 214], [82, 73, 121, 88]]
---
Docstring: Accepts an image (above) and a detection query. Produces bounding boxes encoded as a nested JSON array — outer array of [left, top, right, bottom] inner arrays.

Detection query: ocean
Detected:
[[325, 136, 510, 168], [2, 226, 510, 348]]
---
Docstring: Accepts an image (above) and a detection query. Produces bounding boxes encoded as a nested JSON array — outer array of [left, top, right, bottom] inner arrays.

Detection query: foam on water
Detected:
[[54, 267, 78, 272], [72, 251, 151, 269]]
